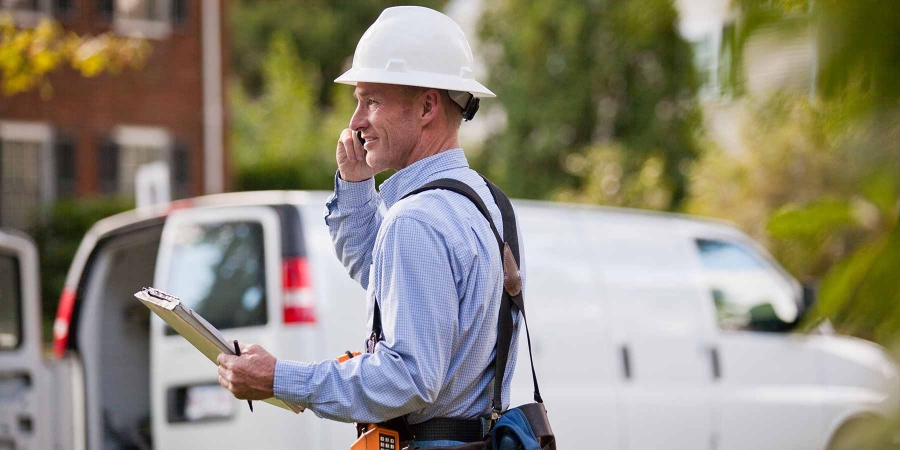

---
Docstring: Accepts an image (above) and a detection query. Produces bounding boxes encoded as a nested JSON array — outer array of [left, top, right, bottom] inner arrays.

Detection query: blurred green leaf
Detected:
[[860, 170, 899, 221], [817, 223, 900, 342], [767, 199, 856, 240]]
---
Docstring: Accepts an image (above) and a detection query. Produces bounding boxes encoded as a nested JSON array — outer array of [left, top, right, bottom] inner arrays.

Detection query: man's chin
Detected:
[[364, 154, 387, 173]]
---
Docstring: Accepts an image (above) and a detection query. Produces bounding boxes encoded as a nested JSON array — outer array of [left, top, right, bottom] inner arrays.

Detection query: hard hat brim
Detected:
[[335, 67, 496, 98]]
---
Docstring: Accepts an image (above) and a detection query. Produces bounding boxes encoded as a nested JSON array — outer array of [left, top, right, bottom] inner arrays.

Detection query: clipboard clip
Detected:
[[143, 287, 180, 303]]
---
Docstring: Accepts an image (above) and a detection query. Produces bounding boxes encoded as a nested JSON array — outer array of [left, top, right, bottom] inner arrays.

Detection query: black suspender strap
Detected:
[[400, 177, 543, 419], [481, 177, 543, 406]]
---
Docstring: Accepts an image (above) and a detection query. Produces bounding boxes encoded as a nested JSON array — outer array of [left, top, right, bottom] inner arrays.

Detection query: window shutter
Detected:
[[53, 0, 75, 18], [98, 138, 119, 195], [171, 0, 187, 26], [172, 140, 189, 199], [96, 0, 114, 19], [55, 137, 76, 198]]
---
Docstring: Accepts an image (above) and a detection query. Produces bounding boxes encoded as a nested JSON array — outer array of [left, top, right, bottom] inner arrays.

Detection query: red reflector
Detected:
[[282, 258, 310, 289], [282, 258, 315, 324], [283, 305, 316, 324], [53, 288, 76, 358]]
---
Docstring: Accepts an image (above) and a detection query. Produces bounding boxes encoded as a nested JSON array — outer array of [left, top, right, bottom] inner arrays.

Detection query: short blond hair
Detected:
[[402, 86, 463, 129]]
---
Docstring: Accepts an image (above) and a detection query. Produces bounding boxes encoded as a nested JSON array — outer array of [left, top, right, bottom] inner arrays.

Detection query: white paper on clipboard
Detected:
[[134, 287, 304, 414]]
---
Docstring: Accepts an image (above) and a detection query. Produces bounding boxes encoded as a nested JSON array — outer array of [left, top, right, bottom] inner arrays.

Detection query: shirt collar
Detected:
[[379, 148, 469, 209]]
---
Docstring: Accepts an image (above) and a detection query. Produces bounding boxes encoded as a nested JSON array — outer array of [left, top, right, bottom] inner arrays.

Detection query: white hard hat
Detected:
[[335, 6, 495, 99]]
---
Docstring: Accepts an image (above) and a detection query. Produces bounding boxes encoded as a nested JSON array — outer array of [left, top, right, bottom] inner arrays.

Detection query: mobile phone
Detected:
[[356, 131, 365, 147]]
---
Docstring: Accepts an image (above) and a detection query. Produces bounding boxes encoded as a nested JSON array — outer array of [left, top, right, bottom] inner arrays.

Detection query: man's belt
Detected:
[[410, 417, 486, 443]]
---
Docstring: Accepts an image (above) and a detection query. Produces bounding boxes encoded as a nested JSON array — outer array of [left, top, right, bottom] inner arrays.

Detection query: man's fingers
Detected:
[[218, 374, 232, 392], [338, 129, 355, 162], [345, 134, 359, 163], [218, 353, 237, 367], [353, 131, 366, 162]]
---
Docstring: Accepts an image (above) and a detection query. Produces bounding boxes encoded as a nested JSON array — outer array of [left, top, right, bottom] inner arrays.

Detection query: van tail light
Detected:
[[282, 258, 316, 324], [53, 288, 77, 358]]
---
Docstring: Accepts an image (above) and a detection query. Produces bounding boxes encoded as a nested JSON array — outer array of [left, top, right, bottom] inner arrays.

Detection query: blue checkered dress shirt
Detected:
[[272, 148, 524, 425]]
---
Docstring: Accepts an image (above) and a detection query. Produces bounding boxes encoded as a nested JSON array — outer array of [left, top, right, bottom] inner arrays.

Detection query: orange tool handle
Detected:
[[337, 351, 362, 363]]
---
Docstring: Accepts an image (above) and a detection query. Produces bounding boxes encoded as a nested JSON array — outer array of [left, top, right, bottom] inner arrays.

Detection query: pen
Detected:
[[233, 340, 253, 412]]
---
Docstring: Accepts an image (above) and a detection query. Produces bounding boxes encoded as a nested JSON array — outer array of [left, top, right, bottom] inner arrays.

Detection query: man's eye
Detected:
[[367, 99, 377, 107]]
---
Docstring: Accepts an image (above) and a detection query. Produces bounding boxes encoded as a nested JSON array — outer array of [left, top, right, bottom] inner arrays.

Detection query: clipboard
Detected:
[[134, 287, 304, 414]]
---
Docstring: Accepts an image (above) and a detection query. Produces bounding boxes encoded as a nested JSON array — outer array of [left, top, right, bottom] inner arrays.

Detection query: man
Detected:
[[217, 6, 524, 448]]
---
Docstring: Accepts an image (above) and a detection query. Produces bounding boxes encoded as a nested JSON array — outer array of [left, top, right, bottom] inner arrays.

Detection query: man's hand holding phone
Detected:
[[336, 128, 378, 182]]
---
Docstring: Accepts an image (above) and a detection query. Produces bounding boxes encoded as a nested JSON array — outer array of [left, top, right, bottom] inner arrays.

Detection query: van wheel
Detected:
[[827, 417, 894, 450]]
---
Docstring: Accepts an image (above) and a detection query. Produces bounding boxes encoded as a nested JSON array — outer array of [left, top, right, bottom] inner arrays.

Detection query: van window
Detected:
[[165, 221, 267, 333], [0, 253, 21, 350], [696, 239, 798, 332]]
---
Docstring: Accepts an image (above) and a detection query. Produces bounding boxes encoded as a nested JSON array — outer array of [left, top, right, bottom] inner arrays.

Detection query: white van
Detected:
[[1, 191, 897, 450]]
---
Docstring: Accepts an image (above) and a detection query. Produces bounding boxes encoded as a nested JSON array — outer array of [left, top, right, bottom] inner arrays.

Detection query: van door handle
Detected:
[[710, 347, 721, 380], [621, 345, 632, 381]]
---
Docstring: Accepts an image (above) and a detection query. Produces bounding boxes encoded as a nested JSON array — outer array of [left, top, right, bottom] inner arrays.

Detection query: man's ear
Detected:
[[419, 89, 442, 125]]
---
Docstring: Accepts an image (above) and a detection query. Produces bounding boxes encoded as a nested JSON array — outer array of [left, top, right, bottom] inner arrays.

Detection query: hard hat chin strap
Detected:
[[449, 90, 480, 122]]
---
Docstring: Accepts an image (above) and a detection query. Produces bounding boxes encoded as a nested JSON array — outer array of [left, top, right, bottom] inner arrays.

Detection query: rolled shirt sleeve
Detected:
[[274, 216, 462, 423]]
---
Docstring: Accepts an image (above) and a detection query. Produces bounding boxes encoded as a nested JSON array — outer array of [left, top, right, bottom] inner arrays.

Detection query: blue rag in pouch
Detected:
[[491, 408, 541, 450]]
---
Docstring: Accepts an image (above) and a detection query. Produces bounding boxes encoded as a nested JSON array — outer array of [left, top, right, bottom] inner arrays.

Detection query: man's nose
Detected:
[[349, 105, 369, 131]]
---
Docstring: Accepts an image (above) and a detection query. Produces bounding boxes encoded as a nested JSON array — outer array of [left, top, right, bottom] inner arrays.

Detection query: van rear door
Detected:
[[150, 206, 320, 450], [0, 230, 52, 450]]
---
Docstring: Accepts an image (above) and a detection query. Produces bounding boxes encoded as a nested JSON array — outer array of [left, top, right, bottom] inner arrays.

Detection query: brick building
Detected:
[[0, 0, 228, 230]]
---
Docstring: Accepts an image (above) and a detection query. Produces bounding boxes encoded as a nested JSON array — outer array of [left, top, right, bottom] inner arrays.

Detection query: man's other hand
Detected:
[[337, 128, 379, 182], [217, 343, 276, 400]]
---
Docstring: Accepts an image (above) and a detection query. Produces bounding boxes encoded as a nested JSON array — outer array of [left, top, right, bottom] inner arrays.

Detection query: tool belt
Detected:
[[357, 175, 556, 450], [409, 417, 487, 443]]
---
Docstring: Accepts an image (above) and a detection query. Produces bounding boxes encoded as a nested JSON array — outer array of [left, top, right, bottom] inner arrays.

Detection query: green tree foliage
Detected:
[[0, 14, 150, 98], [475, 0, 703, 208], [231, 33, 355, 191], [229, 0, 446, 106], [229, 1, 447, 190], [690, 0, 900, 348], [688, 95, 863, 275], [766, 108, 899, 343]]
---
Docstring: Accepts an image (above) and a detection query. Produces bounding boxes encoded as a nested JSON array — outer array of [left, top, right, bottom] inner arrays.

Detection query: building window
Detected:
[[108, 125, 173, 198], [0, 121, 54, 231], [1, 0, 51, 26], [116, 0, 155, 20], [1, 0, 38, 11], [99, 0, 182, 39], [2, 0, 75, 23]]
